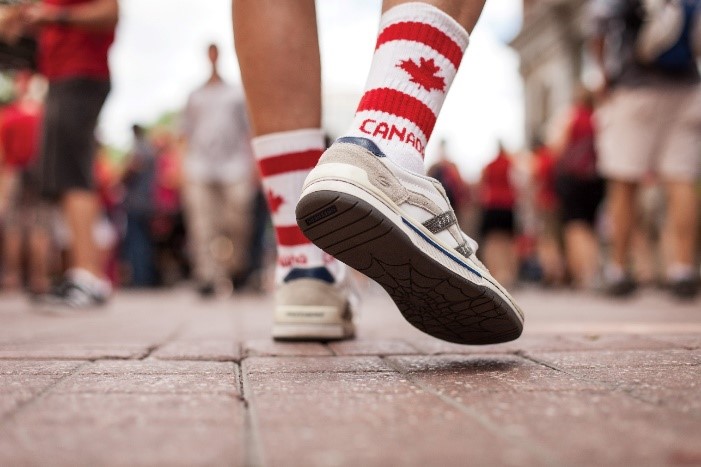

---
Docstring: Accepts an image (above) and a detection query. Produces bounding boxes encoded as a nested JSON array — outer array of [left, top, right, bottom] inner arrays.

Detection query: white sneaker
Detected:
[[273, 266, 356, 341], [34, 268, 111, 311], [296, 137, 524, 345]]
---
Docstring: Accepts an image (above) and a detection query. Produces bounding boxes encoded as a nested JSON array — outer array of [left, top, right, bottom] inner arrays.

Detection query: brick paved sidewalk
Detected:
[[0, 286, 699, 466]]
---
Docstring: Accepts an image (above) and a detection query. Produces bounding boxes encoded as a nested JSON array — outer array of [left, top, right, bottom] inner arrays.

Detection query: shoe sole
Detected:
[[273, 304, 355, 341], [297, 184, 523, 345], [272, 322, 354, 341]]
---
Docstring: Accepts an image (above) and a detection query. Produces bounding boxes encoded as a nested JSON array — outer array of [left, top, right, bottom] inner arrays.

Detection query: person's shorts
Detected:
[[480, 208, 515, 237], [597, 84, 701, 182], [38, 78, 110, 199], [1, 171, 52, 230], [555, 175, 604, 226]]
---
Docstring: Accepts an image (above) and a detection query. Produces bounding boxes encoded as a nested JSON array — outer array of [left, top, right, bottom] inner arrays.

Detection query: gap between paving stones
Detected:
[[516, 351, 701, 412], [239, 362, 266, 467], [379, 355, 560, 467], [0, 361, 90, 424], [137, 322, 190, 361]]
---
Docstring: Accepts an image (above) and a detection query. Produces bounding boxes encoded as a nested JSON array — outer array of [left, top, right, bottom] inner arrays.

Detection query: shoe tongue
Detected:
[[283, 267, 335, 284], [336, 137, 385, 157]]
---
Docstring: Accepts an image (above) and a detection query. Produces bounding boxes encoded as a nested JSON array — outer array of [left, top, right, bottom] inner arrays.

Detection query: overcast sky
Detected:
[[100, 0, 524, 180]]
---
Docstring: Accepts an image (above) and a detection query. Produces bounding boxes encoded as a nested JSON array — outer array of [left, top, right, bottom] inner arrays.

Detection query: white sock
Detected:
[[667, 263, 696, 282], [252, 129, 342, 284], [604, 263, 626, 282], [345, 2, 469, 174]]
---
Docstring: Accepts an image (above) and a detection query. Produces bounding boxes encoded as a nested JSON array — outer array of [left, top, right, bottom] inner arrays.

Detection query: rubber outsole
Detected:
[[297, 190, 523, 345], [272, 323, 353, 341]]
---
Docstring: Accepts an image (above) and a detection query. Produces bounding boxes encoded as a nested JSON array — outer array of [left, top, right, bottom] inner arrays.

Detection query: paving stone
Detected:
[[457, 390, 701, 466], [529, 349, 701, 369], [245, 371, 410, 398], [243, 339, 333, 357], [559, 333, 678, 351], [0, 385, 54, 419], [78, 360, 235, 375], [0, 368, 80, 418], [411, 333, 677, 356], [11, 392, 243, 424], [247, 372, 546, 466], [410, 334, 578, 355], [56, 373, 238, 396], [387, 354, 606, 393], [552, 361, 701, 389], [40, 361, 240, 396], [0, 360, 83, 375], [650, 334, 701, 350], [0, 374, 75, 418], [1, 288, 700, 466], [244, 356, 392, 374], [0, 374, 61, 394], [0, 396, 23, 418], [327, 339, 420, 356], [151, 339, 241, 361], [0, 393, 245, 467], [631, 386, 701, 414], [0, 343, 149, 360]]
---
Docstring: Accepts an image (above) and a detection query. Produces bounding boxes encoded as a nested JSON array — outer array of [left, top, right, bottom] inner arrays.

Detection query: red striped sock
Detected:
[[347, 3, 469, 174], [252, 129, 336, 283]]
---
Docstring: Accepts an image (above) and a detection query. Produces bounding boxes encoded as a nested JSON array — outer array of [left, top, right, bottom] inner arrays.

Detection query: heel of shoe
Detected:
[[272, 321, 351, 341]]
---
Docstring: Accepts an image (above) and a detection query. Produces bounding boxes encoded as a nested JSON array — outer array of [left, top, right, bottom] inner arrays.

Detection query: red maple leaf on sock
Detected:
[[397, 57, 446, 92], [266, 189, 285, 214]]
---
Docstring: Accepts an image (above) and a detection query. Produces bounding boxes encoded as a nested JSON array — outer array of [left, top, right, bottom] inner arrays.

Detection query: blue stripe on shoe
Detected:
[[336, 137, 385, 157], [283, 267, 335, 284], [401, 218, 483, 279]]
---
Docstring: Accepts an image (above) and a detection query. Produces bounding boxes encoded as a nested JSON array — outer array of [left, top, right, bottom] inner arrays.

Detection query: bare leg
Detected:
[[666, 180, 698, 269], [233, 0, 320, 136], [607, 180, 638, 270], [538, 236, 565, 286], [28, 227, 51, 293], [382, 0, 486, 32], [1, 226, 22, 290], [234, 0, 487, 137], [564, 221, 600, 289], [482, 232, 518, 288], [62, 190, 100, 276]]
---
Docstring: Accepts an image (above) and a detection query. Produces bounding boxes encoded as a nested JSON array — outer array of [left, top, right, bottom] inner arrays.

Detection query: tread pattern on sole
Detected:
[[297, 190, 522, 345]]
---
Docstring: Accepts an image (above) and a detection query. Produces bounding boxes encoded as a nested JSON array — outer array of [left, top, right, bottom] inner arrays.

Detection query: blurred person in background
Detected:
[[428, 139, 469, 213], [23, 0, 118, 308], [530, 136, 564, 286], [478, 144, 518, 288], [551, 87, 604, 290], [151, 129, 188, 286], [93, 145, 121, 285], [121, 124, 157, 288], [590, 0, 701, 298], [181, 43, 254, 298], [0, 70, 51, 295]]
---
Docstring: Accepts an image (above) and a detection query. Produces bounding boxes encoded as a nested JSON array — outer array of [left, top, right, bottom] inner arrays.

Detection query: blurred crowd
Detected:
[[0, 0, 699, 304], [0, 60, 271, 298]]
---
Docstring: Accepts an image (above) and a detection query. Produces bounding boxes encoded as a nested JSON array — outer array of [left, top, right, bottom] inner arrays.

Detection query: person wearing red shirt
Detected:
[[23, 0, 118, 308], [551, 88, 605, 290], [479, 145, 518, 287], [0, 71, 51, 294], [531, 140, 565, 286]]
